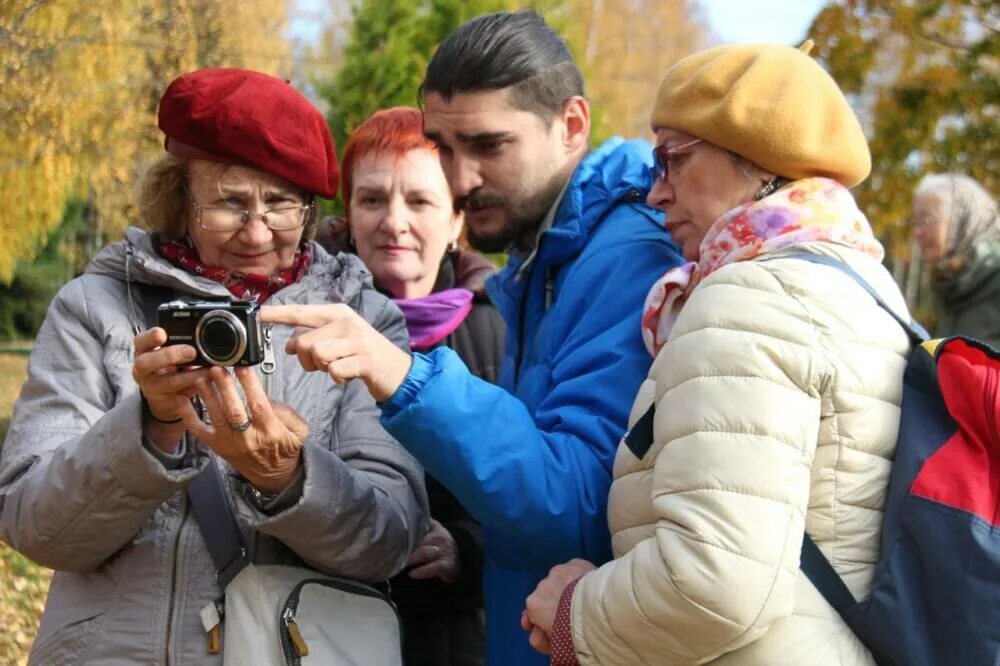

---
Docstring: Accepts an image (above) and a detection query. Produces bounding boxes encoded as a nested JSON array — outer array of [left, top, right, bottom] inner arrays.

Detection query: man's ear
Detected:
[[559, 96, 590, 155], [449, 210, 464, 247]]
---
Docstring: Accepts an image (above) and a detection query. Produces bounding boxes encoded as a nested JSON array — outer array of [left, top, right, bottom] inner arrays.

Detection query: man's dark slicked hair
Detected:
[[421, 9, 585, 121]]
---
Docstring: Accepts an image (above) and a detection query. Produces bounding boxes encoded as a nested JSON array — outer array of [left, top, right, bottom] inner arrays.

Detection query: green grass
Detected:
[[0, 352, 51, 665]]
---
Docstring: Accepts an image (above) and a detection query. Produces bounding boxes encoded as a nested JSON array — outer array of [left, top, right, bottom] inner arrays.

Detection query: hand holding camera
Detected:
[[132, 326, 211, 452], [136, 300, 307, 489], [136, 300, 265, 453]]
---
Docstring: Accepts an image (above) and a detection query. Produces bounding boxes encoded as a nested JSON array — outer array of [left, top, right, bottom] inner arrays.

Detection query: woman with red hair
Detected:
[[321, 106, 504, 665]]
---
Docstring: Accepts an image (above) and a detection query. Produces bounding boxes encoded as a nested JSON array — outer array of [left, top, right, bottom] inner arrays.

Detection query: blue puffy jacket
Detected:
[[381, 137, 684, 665]]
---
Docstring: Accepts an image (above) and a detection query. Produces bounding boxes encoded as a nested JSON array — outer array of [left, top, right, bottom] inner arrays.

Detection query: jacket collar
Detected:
[[486, 137, 656, 316], [433, 249, 497, 298], [86, 227, 375, 305]]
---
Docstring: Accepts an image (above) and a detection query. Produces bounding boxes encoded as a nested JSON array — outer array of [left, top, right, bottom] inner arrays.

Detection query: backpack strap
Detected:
[[800, 533, 858, 619], [774, 252, 928, 627], [624, 402, 657, 460], [771, 252, 929, 344]]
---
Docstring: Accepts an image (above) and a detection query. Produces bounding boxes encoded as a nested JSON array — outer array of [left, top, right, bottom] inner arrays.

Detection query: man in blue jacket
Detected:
[[265, 9, 683, 665]]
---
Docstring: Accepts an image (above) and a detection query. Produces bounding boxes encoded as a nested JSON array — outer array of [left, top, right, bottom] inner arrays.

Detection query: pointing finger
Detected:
[[261, 304, 350, 328]]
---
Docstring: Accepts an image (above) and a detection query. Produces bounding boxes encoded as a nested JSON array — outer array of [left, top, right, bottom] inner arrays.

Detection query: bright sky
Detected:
[[702, 0, 827, 46], [289, 0, 828, 48]]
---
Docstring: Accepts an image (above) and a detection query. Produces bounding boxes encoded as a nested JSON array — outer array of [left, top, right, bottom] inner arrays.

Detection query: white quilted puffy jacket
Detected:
[[570, 242, 913, 665]]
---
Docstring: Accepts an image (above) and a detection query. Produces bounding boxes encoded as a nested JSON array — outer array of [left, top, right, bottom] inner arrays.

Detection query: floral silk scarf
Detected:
[[158, 235, 312, 303], [641, 177, 885, 356]]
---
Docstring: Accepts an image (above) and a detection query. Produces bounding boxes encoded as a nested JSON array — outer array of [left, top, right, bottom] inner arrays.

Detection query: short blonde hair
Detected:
[[136, 154, 319, 240]]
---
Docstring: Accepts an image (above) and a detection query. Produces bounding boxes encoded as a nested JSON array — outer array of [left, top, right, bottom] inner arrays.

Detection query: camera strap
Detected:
[[137, 284, 175, 336], [134, 280, 250, 590], [186, 459, 251, 589]]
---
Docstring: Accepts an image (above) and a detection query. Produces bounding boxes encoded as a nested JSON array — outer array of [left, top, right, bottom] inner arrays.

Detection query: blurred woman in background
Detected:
[[912, 173, 1000, 347]]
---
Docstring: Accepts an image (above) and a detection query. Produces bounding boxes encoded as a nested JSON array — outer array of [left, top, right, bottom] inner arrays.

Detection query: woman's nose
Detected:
[[381, 198, 409, 234], [238, 213, 274, 244], [647, 177, 674, 211]]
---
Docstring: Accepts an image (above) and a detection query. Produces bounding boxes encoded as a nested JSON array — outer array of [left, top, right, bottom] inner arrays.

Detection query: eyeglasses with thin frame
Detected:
[[651, 138, 704, 183], [186, 189, 314, 232]]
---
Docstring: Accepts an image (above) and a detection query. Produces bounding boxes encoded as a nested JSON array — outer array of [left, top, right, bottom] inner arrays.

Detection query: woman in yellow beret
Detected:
[[523, 43, 914, 664]]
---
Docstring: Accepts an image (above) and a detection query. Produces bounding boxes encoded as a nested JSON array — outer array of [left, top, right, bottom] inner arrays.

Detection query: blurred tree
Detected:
[[561, 0, 710, 142], [0, 199, 91, 341], [317, 0, 515, 159], [0, 0, 293, 285], [808, 0, 999, 264]]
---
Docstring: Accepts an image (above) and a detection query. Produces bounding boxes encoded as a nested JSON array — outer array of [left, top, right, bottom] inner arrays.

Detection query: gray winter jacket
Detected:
[[0, 228, 429, 665]]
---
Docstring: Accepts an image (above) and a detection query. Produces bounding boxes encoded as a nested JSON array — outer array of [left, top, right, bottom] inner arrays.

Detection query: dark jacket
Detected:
[[391, 250, 504, 666], [314, 224, 504, 666], [934, 239, 1000, 348]]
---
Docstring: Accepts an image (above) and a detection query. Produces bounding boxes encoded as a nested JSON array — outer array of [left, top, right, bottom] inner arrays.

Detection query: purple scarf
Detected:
[[393, 288, 475, 351]]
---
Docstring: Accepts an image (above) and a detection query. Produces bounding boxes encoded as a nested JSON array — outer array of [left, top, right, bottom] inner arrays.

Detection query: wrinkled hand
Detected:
[[407, 519, 461, 584], [261, 304, 412, 401], [177, 366, 309, 492], [523, 559, 597, 655], [132, 327, 210, 451]]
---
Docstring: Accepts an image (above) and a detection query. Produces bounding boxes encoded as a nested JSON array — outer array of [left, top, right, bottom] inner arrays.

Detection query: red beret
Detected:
[[158, 68, 339, 198]]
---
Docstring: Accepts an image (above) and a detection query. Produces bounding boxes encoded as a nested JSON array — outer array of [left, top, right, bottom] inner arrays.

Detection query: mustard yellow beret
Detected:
[[650, 43, 871, 187]]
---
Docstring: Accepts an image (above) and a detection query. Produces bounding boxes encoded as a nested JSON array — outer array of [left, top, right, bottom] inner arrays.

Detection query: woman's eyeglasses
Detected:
[[186, 189, 313, 232], [651, 138, 703, 183]]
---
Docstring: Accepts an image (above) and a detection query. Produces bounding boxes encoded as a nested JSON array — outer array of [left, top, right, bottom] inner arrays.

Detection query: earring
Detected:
[[754, 177, 781, 201], [447, 239, 459, 253]]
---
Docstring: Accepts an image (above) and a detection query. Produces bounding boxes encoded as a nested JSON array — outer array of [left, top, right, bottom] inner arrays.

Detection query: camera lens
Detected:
[[195, 310, 247, 366]]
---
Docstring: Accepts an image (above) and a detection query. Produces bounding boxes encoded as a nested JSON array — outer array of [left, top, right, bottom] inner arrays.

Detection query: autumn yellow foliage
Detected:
[[0, 0, 293, 284], [560, 0, 710, 141]]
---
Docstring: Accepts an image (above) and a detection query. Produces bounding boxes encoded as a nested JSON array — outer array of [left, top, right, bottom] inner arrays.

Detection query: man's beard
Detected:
[[458, 168, 569, 254]]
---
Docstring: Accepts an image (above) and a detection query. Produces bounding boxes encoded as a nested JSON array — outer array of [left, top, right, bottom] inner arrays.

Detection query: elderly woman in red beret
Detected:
[[0, 68, 427, 664], [523, 43, 917, 665]]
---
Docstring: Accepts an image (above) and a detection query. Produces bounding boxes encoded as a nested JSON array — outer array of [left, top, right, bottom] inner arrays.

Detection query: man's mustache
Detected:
[[455, 191, 507, 212]]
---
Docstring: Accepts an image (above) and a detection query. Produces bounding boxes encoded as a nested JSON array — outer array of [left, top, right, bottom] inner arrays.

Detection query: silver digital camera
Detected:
[[157, 300, 264, 367]]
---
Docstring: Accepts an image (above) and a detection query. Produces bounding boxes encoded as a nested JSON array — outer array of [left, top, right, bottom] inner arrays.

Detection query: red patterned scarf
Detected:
[[158, 235, 312, 302]]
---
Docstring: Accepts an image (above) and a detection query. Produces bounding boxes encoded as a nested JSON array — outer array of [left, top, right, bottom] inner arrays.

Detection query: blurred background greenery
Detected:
[[0, 0, 997, 662]]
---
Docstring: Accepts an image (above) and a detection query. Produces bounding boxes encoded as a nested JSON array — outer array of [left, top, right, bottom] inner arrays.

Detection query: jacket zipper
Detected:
[[163, 495, 188, 665], [261, 324, 275, 396], [513, 260, 538, 386], [512, 188, 640, 384], [250, 324, 277, 563], [278, 577, 402, 665]]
